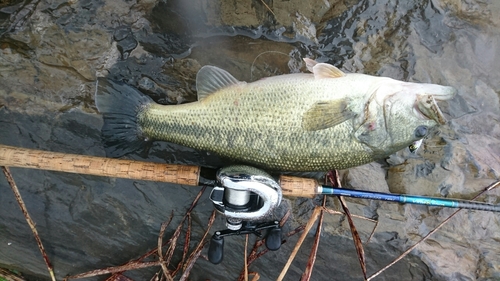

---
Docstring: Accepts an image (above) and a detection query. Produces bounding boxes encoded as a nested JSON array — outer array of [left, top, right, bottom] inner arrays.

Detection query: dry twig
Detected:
[[66, 186, 209, 280], [258, 0, 276, 17], [158, 215, 174, 281], [277, 206, 322, 281], [237, 210, 304, 281], [322, 208, 379, 244], [179, 210, 216, 281], [300, 196, 326, 281], [172, 214, 191, 276], [2, 167, 56, 281], [327, 170, 367, 279], [367, 180, 500, 280], [250, 272, 260, 281], [107, 274, 134, 281], [67, 261, 161, 279], [0, 268, 26, 281], [244, 234, 249, 281]]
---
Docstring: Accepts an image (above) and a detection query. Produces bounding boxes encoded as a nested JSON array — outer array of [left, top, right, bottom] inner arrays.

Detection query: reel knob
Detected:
[[265, 223, 282, 251], [208, 232, 224, 264]]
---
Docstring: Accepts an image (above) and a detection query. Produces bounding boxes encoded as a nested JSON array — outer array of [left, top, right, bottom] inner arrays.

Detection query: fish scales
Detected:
[[95, 58, 456, 172], [139, 74, 371, 171]]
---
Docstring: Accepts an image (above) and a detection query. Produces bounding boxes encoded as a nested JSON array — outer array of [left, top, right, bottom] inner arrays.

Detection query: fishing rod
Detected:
[[1, 144, 499, 263], [3, 144, 498, 211], [280, 175, 500, 212]]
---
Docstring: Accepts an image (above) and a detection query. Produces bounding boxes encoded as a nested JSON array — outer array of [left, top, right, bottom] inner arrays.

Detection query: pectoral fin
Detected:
[[302, 100, 355, 131]]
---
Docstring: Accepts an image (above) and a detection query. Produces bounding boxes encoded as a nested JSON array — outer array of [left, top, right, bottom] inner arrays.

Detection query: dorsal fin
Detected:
[[304, 58, 318, 73], [196, 66, 244, 101], [303, 58, 346, 79]]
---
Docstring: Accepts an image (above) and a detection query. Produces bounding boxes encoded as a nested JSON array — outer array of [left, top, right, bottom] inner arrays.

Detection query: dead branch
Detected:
[[158, 217, 174, 281], [367, 180, 500, 280], [300, 196, 326, 281], [179, 210, 216, 281], [2, 167, 56, 281], [277, 206, 322, 281], [327, 170, 367, 280]]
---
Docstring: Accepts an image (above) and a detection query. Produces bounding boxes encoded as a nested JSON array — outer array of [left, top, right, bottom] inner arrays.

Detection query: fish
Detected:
[[95, 58, 456, 172]]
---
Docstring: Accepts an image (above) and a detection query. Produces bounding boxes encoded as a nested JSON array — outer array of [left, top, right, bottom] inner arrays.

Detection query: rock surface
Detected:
[[1, 0, 499, 280]]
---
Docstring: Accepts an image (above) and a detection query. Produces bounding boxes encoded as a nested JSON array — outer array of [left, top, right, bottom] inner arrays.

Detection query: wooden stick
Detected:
[[277, 206, 322, 281], [300, 196, 326, 281], [244, 234, 249, 281]]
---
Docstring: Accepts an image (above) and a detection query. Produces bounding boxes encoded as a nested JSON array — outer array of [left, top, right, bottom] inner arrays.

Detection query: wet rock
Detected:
[[34, 26, 110, 81], [114, 26, 138, 60], [137, 76, 167, 101], [343, 162, 390, 193]]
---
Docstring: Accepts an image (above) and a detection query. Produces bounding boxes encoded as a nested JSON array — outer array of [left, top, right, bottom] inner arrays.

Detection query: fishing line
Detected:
[[250, 50, 289, 81]]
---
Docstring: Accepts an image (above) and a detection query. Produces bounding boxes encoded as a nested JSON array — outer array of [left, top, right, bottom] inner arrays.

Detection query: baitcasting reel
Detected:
[[208, 165, 283, 264]]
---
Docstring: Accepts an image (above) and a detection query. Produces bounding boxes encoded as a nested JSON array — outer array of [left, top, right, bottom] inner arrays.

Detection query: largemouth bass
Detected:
[[95, 58, 456, 171]]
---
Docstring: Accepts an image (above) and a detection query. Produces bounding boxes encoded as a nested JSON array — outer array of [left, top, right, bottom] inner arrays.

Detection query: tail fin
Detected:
[[95, 78, 153, 157]]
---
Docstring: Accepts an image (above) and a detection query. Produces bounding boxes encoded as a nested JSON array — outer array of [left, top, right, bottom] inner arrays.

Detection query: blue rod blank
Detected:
[[320, 186, 500, 212]]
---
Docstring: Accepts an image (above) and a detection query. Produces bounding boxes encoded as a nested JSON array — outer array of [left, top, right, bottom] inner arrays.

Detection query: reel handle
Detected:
[[207, 221, 282, 264]]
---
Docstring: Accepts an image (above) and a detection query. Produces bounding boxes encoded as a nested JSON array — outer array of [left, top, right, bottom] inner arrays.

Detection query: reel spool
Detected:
[[208, 165, 283, 264]]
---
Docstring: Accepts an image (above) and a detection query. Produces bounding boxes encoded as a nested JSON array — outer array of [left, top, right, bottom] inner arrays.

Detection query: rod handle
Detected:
[[279, 175, 320, 198], [0, 145, 200, 186]]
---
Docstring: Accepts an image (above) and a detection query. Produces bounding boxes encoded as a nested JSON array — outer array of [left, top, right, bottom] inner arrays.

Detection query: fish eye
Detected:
[[414, 125, 428, 138]]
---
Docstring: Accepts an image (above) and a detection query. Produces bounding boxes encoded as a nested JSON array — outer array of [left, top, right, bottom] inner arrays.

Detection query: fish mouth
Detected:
[[415, 86, 456, 125]]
